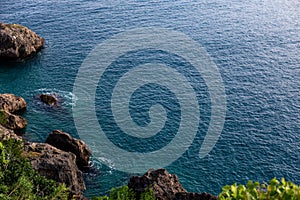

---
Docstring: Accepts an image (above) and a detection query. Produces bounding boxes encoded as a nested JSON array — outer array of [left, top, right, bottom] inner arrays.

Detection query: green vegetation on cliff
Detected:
[[0, 139, 69, 200], [92, 186, 155, 200], [93, 179, 299, 200], [0, 139, 299, 200], [219, 178, 300, 200]]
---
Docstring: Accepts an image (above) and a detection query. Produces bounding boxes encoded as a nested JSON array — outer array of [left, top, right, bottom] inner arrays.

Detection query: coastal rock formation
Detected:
[[0, 93, 88, 199], [25, 142, 86, 197], [0, 23, 44, 60], [128, 169, 218, 200], [46, 130, 91, 169], [128, 168, 186, 200], [39, 94, 59, 106], [0, 93, 26, 113], [0, 124, 20, 140], [0, 109, 27, 130]]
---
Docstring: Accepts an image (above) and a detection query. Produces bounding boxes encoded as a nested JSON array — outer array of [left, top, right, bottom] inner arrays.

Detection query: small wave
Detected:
[[94, 157, 115, 174], [32, 88, 77, 107]]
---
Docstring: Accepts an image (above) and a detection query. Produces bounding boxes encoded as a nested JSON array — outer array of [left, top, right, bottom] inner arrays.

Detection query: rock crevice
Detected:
[[46, 130, 91, 170]]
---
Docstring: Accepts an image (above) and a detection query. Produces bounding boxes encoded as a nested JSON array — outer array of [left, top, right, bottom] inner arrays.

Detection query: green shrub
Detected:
[[0, 139, 69, 200], [92, 185, 156, 200], [219, 178, 300, 200]]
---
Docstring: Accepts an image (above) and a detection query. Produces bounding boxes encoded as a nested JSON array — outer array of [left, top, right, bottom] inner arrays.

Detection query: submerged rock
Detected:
[[0, 109, 27, 131], [46, 130, 91, 170], [25, 142, 86, 197], [0, 93, 26, 113], [128, 168, 218, 200], [39, 94, 59, 106], [0, 23, 44, 60]]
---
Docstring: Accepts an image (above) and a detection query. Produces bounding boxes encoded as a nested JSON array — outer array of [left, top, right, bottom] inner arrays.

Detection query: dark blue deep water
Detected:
[[1, 0, 299, 197]]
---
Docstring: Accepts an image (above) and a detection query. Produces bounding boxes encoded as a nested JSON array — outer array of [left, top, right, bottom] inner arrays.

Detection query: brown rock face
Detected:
[[0, 23, 44, 60], [128, 169, 218, 200], [0, 124, 20, 140], [46, 130, 91, 169], [0, 94, 26, 113], [0, 110, 27, 130], [25, 142, 86, 196], [39, 94, 58, 106], [128, 168, 186, 200]]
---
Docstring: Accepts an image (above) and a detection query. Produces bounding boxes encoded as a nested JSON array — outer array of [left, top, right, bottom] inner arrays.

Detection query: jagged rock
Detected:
[[25, 142, 86, 197], [128, 168, 186, 200], [0, 23, 44, 60], [175, 192, 218, 200], [46, 130, 91, 169], [0, 109, 27, 131], [0, 93, 26, 113], [0, 124, 20, 140], [39, 94, 58, 106], [128, 169, 218, 200]]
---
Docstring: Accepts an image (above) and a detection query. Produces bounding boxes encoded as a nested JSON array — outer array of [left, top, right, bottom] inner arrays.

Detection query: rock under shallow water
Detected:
[[39, 94, 59, 106], [25, 142, 86, 197], [0, 23, 44, 60], [46, 130, 91, 170], [128, 168, 218, 200], [0, 93, 26, 113]]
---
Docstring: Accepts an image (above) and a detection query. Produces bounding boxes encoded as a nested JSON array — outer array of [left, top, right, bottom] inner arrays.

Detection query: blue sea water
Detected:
[[1, 0, 299, 197]]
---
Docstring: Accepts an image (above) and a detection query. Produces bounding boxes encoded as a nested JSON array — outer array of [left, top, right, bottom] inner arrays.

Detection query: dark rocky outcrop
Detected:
[[0, 23, 44, 60], [175, 192, 218, 200], [39, 94, 59, 106], [25, 142, 86, 198], [128, 168, 218, 200], [46, 130, 91, 170], [0, 93, 26, 113], [128, 168, 186, 200], [0, 110, 27, 131]]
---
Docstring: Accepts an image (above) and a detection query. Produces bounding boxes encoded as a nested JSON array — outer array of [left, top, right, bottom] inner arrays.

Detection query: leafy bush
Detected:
[[0, 139, 69, 200], [219, 178, 300, 200], [92, 185, 156, 200]]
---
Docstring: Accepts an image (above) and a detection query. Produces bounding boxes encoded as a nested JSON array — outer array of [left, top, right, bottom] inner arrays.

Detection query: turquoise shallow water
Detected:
[[1, 0, 299, 197]]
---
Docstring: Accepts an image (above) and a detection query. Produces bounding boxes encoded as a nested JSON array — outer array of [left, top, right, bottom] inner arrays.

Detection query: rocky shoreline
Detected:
[[0, 93, 89, 199], [0, 93, 218, 200], [0, 24, 218, 199]]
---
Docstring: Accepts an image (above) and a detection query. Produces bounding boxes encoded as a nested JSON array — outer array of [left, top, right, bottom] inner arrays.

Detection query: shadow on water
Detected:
[[0, 51, 44, 92]]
